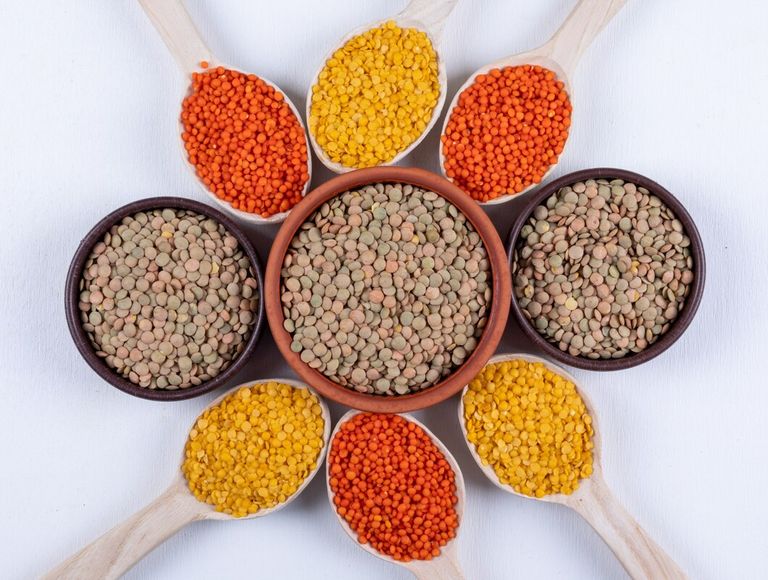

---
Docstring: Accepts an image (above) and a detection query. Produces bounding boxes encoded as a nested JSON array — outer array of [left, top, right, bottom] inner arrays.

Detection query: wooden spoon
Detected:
[[137, 0, 312, 224], [43, 379, 331, 580], [458, 353, 687, 579], [439, 0, 626, 204], [306, 0, 459, 174], [326, 410, 466, 580]]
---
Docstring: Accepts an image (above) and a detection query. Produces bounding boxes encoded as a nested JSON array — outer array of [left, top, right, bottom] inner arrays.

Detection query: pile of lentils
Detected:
[[181, 66, 309, 218], [309, 21, 440, 168], [78, 209, 259, 389], [464, 359, 594, 497], [183, 382, 325, 517], [281, 183, 491, 395], [512, 178, 695, 359], [442, 65, 572, 201], [328, 413, 459, 561]]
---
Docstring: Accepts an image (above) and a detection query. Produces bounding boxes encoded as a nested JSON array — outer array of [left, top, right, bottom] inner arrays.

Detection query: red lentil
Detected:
[[328, 413, 459, 562], [442, 65, 572, 202], [181, 66, 309, 217]]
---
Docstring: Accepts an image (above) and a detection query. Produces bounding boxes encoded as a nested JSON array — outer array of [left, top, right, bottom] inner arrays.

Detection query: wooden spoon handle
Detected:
[[405, 544, 465, 580], [399, 0, 459, 41], [543, 0, 627, 77], [43, 481, 201, 580], [567, 474, 687, 579], [137, 0, 213, 75]]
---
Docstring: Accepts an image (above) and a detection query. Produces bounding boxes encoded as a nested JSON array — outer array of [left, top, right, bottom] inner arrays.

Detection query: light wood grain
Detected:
[[326, 410, 466, 580], [563, 472, 688, 579], [136, 0, 312, 225], [43, 379, 331, 580], [305, 0, 459, 174], [458, 353, 687, 580], [42, 477, 201, 580], [439, 0, 626, 204], [399, 0, 459, 42], [136, 0, 214, 75], [406, 542, 464, 580], [542, 0, 628, 79]]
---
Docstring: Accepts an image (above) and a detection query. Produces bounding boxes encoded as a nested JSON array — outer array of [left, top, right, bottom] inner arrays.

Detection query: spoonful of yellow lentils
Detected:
[[306, 0, 459, 172], [44, 380, 329, 580], [459, 354, 688, 580]]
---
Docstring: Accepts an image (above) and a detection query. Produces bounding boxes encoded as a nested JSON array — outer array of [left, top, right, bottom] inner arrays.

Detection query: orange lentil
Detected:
[[441, 65, 572, 202], [181, 66, 309, 218], [328, 414, 459, 562]]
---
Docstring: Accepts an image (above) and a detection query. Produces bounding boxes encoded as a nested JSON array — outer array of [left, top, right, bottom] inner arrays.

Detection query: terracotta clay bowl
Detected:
[[266, 167, 511, 412], [507, 168, 705, 371], [65, 197, 266, 401]]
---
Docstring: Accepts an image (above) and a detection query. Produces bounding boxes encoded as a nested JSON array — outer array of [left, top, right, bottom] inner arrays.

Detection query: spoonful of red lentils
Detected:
[[440, 0, 626, 204], [138, 0, 311, 222], [327, 411, 466, 579]]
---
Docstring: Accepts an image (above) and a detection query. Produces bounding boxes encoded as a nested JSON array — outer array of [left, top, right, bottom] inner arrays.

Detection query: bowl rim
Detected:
[[65, 196, 266, 401], [265, 166, 511, 412], [506, 167, 706, 371]]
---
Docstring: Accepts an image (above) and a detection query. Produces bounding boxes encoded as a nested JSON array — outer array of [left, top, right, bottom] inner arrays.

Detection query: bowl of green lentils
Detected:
[[65, 197, 265, 400], [266, 167, 511, 413], [508, 168, 705, 371]]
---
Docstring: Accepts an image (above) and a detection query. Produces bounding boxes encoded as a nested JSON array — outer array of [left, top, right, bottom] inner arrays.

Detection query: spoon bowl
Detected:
[[44, 379, 331, 580], [138, 0, 312, 224], [458, 353, 687, 579], [458, 353, 602, 503], [440, 0, 626, 204], [306, 0, 458, 174], [326, 410, 466, 579]]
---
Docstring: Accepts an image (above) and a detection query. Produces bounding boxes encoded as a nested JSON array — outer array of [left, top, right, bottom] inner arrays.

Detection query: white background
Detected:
[[1, 1, 766, 578]]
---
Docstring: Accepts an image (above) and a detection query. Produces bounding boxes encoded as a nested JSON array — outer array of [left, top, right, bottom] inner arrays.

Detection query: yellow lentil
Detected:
[[463, 360, 594, 498], [182, 382, 325, 517], [309, 20, 440, 168]]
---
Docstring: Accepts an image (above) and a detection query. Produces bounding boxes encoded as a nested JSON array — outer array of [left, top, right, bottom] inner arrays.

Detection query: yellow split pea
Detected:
[[463, 360, 594, 497], [182, 382, 325, 517], [309, 20, 440, 168]]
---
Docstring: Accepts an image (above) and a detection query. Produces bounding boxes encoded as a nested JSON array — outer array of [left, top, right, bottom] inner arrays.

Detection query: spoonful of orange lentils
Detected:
[[327, 411, 466, 579], [440, 0, 626, 204], [138, 0, 311, 223]]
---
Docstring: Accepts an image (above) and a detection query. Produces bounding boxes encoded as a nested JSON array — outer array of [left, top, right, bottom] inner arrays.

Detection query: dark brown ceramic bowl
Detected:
[[266, 167, 511, 412], [65, 197, 265, 401], [507, 168, 705, 371]]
